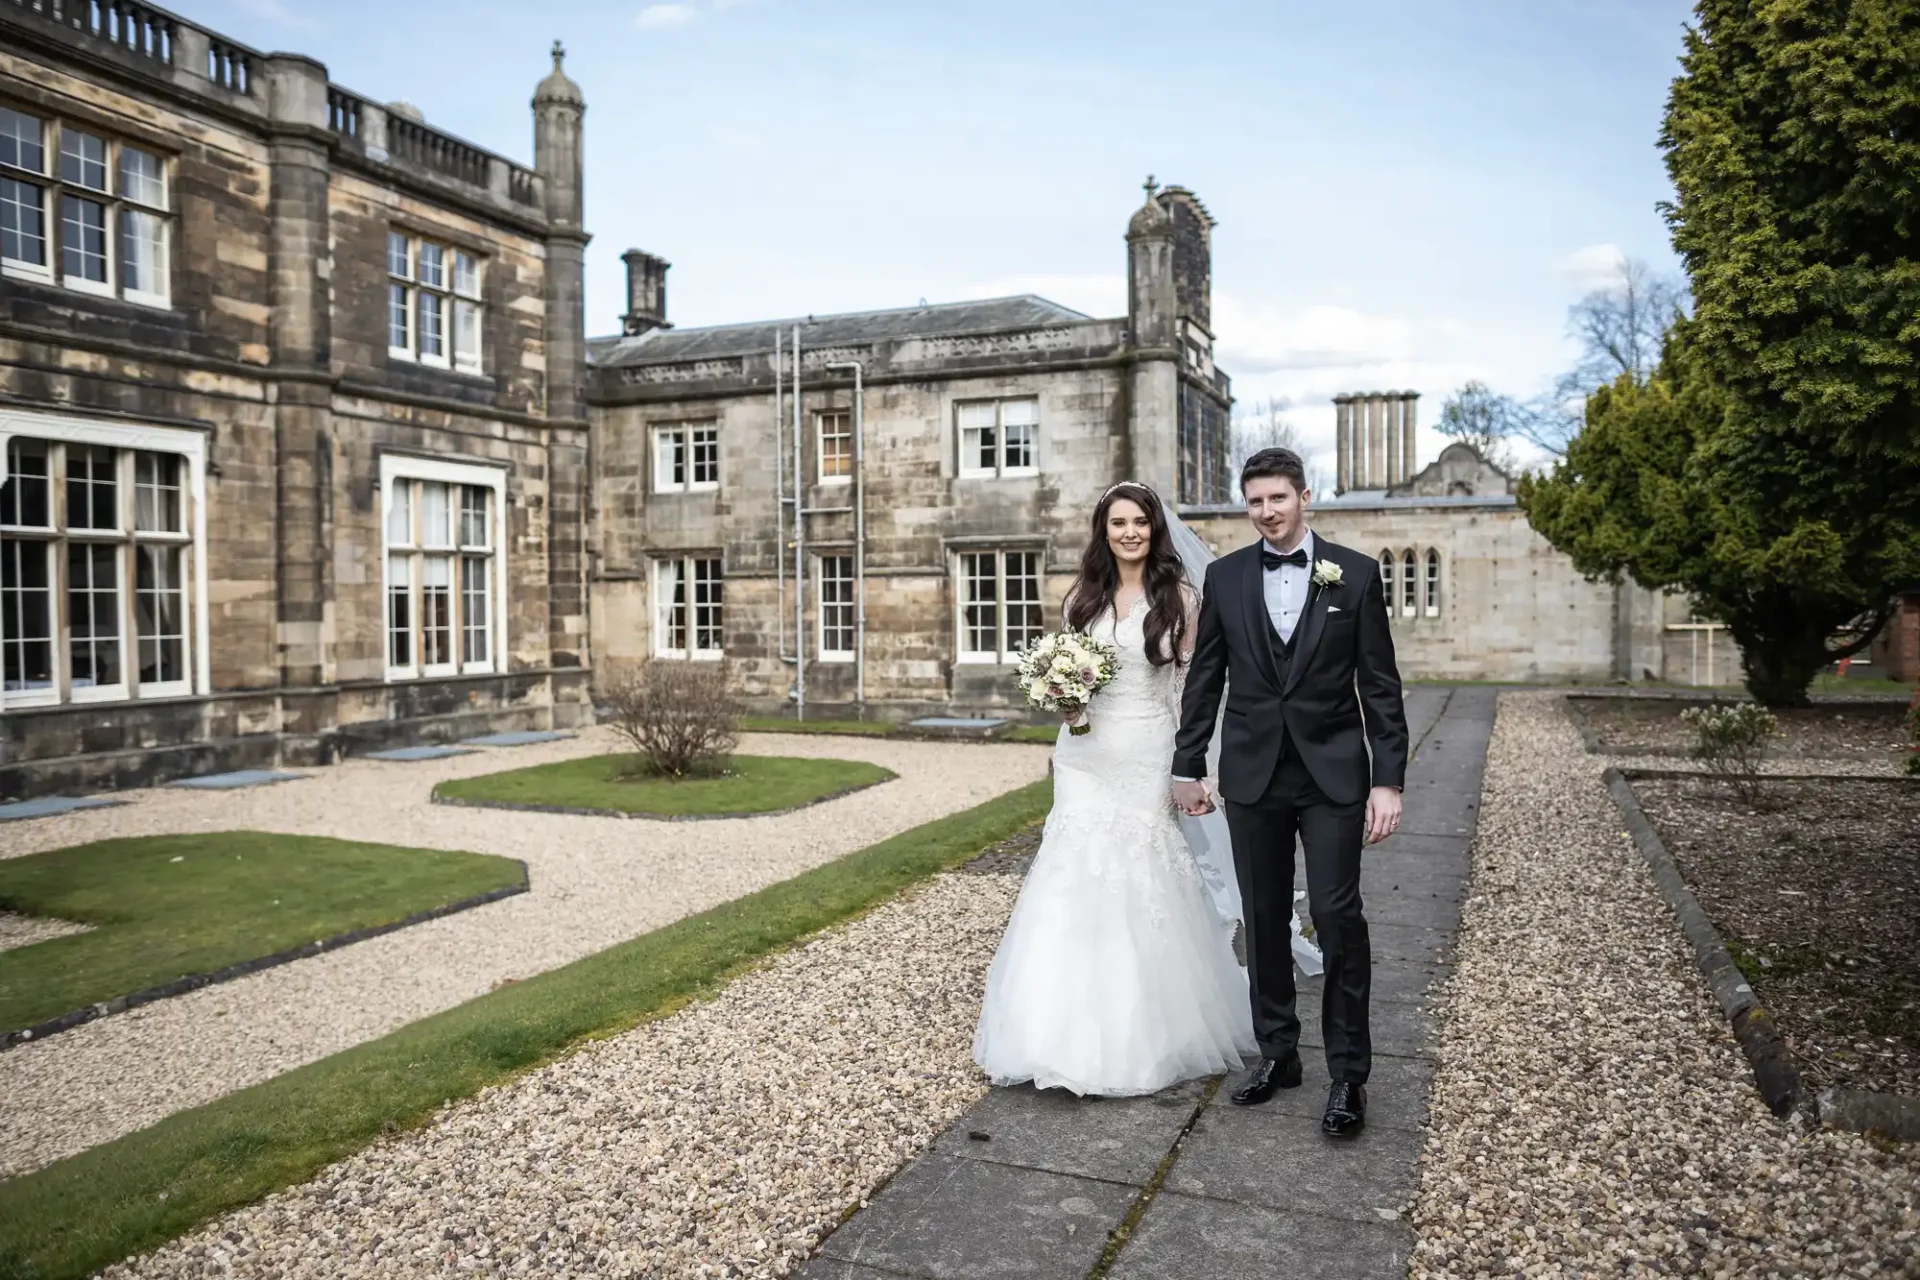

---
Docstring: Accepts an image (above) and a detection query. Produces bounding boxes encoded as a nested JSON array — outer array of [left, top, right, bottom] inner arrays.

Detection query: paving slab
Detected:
[[0, 795, 122, 822], [1364, 887, 1464, 932], [932, 1078, 1204, 1185], [458, 730, 576, 747], [797, 1261, 924, 1280], [1365, 921, 1455, 964], [164, 770, 304, 790], [1165, 1105, 1422, 1222], [1106, 1191, 1412, 1280], [814, 1154, 1134, 1279], [359, 745, 478, 762]]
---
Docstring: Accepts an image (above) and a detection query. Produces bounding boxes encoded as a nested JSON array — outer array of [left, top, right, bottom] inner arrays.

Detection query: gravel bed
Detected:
[[1633, 776, 1920, 1098], [0, 910, 90, 953], [1571, 696, 1909, 761], [1410, 692, 1920, 1278], [105, 869, 1024, 1280], [0, 730, 1048, 1179]]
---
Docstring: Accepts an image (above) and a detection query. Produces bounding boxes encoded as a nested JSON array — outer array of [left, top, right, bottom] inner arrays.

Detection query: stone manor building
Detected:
[[1, 3, 592, 798], [587, 181, 1233, 716]]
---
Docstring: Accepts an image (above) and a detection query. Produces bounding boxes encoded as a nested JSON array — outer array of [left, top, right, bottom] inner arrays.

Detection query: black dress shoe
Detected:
[[1322, 1081, 1366, 1137], [1229, 1054, 1302, 1106]]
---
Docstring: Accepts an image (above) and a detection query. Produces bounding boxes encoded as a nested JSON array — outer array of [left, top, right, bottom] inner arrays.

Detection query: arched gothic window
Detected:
[[1401, 549, 1417, 617], [1425, 549, 1442, 616], [1378, 550, 1395, 613]]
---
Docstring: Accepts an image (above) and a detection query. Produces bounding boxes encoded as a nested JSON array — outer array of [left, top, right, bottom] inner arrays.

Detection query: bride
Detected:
[[973, 482, 1316, 1096]]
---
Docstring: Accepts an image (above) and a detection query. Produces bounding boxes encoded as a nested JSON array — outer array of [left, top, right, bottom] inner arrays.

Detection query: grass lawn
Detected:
[[0, 778, 1053, 1280], [433, 753, 895, 817], [0, 833, 524, 1037]]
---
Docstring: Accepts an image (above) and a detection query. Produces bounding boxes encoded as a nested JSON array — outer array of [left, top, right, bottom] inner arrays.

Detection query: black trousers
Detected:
[[1224, 738, 1372, 1083]]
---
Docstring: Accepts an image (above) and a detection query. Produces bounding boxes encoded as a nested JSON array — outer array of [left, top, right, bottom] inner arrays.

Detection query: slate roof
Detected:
[[588, 295, 1097, 368]]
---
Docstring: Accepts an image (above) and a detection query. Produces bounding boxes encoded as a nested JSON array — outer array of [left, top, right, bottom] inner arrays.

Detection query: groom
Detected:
[[1173, 447, 1408, 1138]]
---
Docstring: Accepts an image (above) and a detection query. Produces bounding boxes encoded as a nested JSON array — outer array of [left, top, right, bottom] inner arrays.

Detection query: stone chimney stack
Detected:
[[1334, 390, 1421, 492], [621, 250, 671, 336]]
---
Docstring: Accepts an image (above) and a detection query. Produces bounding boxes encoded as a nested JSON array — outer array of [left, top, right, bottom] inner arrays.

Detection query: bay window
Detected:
[[387, 230, 484, 374], [653, 556, 724, 659]]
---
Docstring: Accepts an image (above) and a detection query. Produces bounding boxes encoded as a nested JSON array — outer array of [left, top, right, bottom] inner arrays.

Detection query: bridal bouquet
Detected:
[[1015, 630, 1119, 736]]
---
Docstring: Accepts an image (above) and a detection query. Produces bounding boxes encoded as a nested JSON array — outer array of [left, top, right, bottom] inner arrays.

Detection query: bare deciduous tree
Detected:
[[602, 660, 742, 778], [1231, 398, 1331, 494], [1518, 254, 1692, 456], [1436, 381, 1521, 472]]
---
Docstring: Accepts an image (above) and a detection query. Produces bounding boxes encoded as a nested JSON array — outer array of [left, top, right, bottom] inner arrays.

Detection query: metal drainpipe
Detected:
[[825, 361, 865, 708], [773, 329, 786, 663], [791, 325, 805, 721]]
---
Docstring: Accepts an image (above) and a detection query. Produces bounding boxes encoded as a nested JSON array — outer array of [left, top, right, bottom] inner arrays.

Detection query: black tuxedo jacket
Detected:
[[1174, 534, 1409, 806]]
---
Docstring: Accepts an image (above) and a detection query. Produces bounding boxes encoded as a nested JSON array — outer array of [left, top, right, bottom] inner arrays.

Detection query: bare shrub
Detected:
[[602, 661, 741, 778]]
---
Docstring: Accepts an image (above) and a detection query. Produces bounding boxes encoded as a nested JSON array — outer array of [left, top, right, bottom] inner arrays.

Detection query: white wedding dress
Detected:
[[972, 593, 1257, 1095]]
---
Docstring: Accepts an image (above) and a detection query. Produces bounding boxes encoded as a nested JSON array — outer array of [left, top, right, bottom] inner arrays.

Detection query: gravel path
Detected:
[[104, 869, 1024, 1279], [0, 731, 1048, 1179], [0, 910, 89, 953], [1410, 693, 1920, 1278]]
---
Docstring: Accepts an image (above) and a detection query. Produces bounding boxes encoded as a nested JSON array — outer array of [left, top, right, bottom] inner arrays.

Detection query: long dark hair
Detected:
[[1065, 483, 1189, 667]]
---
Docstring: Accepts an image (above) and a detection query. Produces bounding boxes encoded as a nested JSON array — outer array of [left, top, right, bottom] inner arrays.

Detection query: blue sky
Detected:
[[200, 0, 1696, 472]]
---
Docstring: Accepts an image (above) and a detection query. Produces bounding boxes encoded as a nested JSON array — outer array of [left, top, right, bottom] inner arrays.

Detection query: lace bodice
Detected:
[[1079, 588, 1200, 724]]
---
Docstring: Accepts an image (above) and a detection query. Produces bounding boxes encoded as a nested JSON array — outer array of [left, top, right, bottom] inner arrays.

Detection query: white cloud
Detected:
[[1556, 242, 1627, 293], [637, 3, 700, 29]]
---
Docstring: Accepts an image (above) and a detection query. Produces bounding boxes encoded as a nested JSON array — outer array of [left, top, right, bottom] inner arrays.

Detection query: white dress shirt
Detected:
[[1264, 528, 1315, 644]]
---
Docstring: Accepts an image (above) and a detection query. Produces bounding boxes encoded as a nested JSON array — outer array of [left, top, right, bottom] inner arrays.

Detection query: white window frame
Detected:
[[955, 547, 1044, 665], [0, 407, 209, 711], [957, 397, 1040, 480], [652, 554, 724, 660], [386, 231, 484, 375], [380, 454, 507, 683], [815, 410, 853, 486], [1424, 549, 1442, 617], [817, 552, 855, 661], [1400, 548, 1418, 618], [0, 105, 172, 308], [651, 423, 720, 494], [1378, 550, 1396, 616]]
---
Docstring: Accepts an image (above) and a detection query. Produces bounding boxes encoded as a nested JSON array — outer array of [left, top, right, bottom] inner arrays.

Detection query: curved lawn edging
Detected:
[[429, 772, 895, 822], [0, 869, 530, 1054], [0, 778, 1053, 1280]]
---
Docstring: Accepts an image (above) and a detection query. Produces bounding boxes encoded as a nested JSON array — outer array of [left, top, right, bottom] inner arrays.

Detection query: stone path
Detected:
[[0, 729, 1050, 1178], [800, 685, 1492, 1280]]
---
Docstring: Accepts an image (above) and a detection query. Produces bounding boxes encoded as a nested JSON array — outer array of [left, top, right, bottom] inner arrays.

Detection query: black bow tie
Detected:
[[1261, 547, 1309, 572]]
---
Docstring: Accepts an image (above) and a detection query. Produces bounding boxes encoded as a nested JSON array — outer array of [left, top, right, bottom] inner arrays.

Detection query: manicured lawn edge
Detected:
[[0, 868, 529, 1053], [429, 771, 896, 821], [0, 779, 1053, 1280]]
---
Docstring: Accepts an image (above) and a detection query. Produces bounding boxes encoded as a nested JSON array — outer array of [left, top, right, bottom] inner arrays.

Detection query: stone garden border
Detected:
[[0, 863, 530, 1053], [1602, 763, 1920, 1141], [430, 770, 896, 822]]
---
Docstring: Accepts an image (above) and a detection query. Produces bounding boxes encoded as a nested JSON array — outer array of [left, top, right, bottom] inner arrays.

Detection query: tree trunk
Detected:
[[1733, 605, 1832, 708]]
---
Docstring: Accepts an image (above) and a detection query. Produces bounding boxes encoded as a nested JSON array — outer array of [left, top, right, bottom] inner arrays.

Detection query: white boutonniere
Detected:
[[1312, 559, 1343, 589]]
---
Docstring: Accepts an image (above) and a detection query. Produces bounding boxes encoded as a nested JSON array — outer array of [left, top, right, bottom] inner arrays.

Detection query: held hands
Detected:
[[1365, 785, 1403, 844], [1173, 779, 1215, 817]]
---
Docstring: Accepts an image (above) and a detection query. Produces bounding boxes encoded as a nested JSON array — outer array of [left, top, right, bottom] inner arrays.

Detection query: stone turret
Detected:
[[1126, 177, 1180, 500], [533, 40, 588, 424], [532, 42, 592, 684]]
